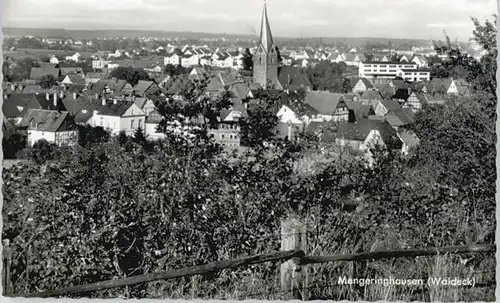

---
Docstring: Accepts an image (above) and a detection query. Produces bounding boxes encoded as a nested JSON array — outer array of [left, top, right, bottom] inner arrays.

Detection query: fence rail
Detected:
[[301, 244, 495, 264], [4, 218, 496, 300]]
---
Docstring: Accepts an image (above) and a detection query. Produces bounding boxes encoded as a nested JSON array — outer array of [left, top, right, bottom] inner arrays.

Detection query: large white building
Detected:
[[358, 61, 430, 82]]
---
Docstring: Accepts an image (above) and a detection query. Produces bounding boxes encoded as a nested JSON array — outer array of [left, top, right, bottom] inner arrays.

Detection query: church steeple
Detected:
[[258, 2, 274, 53], [253, 1, 279, 89]]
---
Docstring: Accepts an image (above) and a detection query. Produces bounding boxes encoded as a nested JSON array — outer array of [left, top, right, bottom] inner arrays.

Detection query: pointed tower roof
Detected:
[[258, 2, 274, 53]]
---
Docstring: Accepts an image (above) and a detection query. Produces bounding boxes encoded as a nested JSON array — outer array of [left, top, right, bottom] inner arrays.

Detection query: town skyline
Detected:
[[2, 0, 497, 42]]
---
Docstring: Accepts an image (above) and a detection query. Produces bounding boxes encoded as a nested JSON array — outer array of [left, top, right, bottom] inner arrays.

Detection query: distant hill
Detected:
[[2, 27, 257, 40], [3, 27, 433, 45]]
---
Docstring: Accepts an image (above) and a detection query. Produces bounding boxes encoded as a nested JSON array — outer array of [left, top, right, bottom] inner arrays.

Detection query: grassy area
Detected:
[[4, 49, 95, 60]]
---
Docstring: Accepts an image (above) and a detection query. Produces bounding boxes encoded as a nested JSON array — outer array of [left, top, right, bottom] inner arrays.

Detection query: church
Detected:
[[252, 3, 311, 91]]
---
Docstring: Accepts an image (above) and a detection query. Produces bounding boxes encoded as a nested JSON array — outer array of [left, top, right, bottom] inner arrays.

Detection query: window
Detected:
[[221, 134, 225, 139], [30, 120, 37, 129], [138, 119, 143, 128], [131, 119, 135, 129]]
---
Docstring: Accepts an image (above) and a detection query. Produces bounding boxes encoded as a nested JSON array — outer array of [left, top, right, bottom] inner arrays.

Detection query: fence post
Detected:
[[280, 217, 307, 300], [2, 240, 13, 296]]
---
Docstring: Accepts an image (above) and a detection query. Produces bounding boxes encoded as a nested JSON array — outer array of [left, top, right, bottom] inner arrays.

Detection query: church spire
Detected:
[[258, 2, 274, 53]]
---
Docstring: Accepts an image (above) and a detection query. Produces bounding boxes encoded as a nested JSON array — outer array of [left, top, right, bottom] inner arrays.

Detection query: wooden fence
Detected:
[[3, 218, 496, 300]]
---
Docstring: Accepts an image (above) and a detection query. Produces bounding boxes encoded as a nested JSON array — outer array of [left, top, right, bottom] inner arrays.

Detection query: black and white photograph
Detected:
[[1, 0, 497, 301]]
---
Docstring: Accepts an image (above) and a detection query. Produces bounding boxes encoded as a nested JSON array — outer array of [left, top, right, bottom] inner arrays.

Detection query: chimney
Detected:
[[59, 90, 64, 99], [95, 93, 99, 100], [53, 92, 57, 107], [102, 98, 106, 106], [73, 92, 77, 100], [46, 92, 50, 100], [113, 99, 117, 105], [10, 83, 15, 91]]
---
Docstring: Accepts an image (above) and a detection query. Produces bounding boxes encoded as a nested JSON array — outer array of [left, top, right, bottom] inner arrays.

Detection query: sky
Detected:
[[2, 0, 498, 41]]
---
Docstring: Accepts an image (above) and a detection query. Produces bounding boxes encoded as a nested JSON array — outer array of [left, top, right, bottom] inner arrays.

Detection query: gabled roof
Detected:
[[278, 66, 311, 89], [21, 109, 73, 132], [64, 73, 86, 85], [230, 82, 251, 100], [360, 90, 383, 101], [351, 77, 373, 89], [304, 91, 346, 115], [336, 119, 397, 143], [86, 71, 108, 79], [379, 99, 401, 112], [385, 108, 415, 127], [60, 67, 83, 76], [96, 101, 136, 117], [398, 130, 420, 148], [133, 80, 156, 95], [279, 91, 318, 117]]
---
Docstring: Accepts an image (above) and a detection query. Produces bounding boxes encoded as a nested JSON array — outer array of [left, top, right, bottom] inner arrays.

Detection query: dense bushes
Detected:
[[3, 94, 495, 299]]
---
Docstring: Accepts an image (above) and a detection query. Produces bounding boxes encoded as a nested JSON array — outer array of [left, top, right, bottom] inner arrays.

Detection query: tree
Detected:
[[110, 66, 150, 86], [77, 125, 111, 147], [305, 61, 349, 92], [24, 139, 57, 165], [39, 75, 58, 89], [3, 123, 27, 159], [242, 48, 253, 71], [239, 92, 280, 148], [165, 64, 189, 76], [133, 127, 147, 146]]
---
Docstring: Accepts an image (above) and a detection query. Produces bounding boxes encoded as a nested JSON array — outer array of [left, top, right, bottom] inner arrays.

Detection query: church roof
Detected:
[[258, 3, 274, 53]]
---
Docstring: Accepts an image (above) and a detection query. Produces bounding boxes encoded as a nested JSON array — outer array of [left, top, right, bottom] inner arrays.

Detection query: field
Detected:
[[3, 48, 95, 60]]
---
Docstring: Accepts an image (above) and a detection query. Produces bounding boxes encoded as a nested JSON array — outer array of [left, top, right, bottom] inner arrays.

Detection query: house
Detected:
[[344, 53, 364, 67], [277, 66, 312, 91], [65, 52, 81, 62], [275, 91, 319, 139], [199, 56, 212, 66], [374, 99, 401, 116], [208, 121, 241, 149], [154, 75, 171, 88], [110, 49, 131, 59], [189, 66, 208, 80], [61, 73, 86, 86], [399, 55, 410, 63], [49, 55, 60, 64], [89, 98, 146, 135], [144, 110, 166, 140], [60, 67, 83, 76], [134, 97, 156, 116], [22, 109, 77, 147], [384, 108, 415, 131], [281, 55, 293, 66], [132, 80, 160, 97], [411, 55, 429, 68], [426, 78, 460, 95], [304, 91, 349, 122], [85, 71, 108, 84], [30, 67, 61, 80], [345, 101, 375, 123], [351, 78, 374, 93], [397, 130, 420, 156], [4, 92, 66, 124], [335, 119, 401, 163], [89, 79, 133, 96], [375, 84, 396, 100], [401, 91, 426, 112], [3, 94, 39, 124], [359, 90, 383, 103], [93, 59, 110, 69], [180, 54, 199, 67]]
